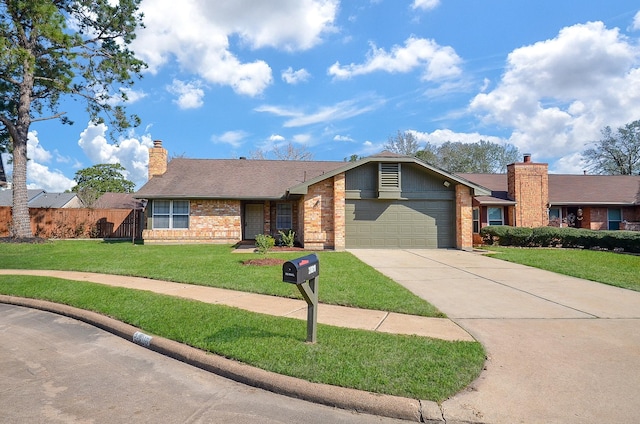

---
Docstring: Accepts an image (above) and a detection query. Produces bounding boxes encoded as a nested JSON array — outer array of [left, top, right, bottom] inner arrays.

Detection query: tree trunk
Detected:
[[11, 134, 31, 238], [11, 59, 35, 239]]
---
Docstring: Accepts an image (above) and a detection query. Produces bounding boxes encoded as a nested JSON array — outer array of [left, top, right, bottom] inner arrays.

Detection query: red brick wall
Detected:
[[456, 184, 473, 249], [143, 199, 241, 244], [507, 161, 549, 227], [300, 173, 345, 250]]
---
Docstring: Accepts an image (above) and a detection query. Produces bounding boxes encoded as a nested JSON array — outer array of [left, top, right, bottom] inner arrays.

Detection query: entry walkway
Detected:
[[349, 249, 640, 424]]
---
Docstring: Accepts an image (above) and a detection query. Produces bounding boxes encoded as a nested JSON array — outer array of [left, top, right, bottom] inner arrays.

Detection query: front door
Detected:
[[244, 204, 264, 240]]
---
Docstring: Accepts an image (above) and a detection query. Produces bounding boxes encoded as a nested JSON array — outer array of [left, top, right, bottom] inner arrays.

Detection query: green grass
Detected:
[[483, 247, 640, 291], [0, 240, 441, 317], [0, 275, 485, 402]]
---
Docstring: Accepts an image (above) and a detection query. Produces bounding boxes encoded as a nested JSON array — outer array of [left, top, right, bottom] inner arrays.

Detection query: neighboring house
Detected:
[[135, 140, 490, 249], [94, 192, 146, 210], [459, 154, 640, 242], [0, 189, 46, 206], [0, 189, 83, 208]]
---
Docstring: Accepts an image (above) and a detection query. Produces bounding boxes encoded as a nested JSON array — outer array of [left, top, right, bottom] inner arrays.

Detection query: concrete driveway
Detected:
[[349, 249, 640, 424]]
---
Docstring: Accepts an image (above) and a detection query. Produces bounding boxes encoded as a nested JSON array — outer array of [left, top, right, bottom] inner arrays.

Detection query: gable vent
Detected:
[[378, 163, 401, 199], [380, 163, 400, 188]]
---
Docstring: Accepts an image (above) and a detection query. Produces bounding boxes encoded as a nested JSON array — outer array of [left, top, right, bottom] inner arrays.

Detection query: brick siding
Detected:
[[142, 199, 241, 244], [507, 161, 549, 227]]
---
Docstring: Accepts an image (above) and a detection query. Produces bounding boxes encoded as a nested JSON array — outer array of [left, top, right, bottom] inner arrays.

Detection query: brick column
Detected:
[[456, 184, 473, 250], [333, 173, 346, 251]]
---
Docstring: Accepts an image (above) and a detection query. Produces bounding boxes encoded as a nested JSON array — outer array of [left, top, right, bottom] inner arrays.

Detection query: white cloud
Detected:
[[292, 133, 311, 144], [211, 130, 248, 148], [470, 21, 640, 162], [133, 0, 337, 96], [409, 129, 506, 146], [27, 162, 76, 192], [27, 131, 52, 163], [78, 122, 154, 188], [167, 79, 205, 109], [282, 67, 311, 84], [17, 131, 76, 192], [256, 97, 385, 127], [269, 134, 286, 142], [412, 0, 440, 11], [328, 36, 462, 81], [632, 11, 640, 31], [333, 135, 354, 142]]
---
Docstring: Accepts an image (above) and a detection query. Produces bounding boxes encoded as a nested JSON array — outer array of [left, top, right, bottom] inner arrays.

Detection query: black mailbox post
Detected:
[[282, 254, 319, 343], [282, 254, 319, 284]]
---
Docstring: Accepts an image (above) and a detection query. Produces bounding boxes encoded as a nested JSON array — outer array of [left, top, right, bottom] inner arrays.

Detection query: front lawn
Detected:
[[483, 247, 640, 291], [0, 275, 485, 402], [0, 240, 441, 316]]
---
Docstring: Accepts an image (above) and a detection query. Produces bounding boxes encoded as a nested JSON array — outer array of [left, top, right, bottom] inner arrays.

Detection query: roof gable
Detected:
[[288, 154, 491, 196]]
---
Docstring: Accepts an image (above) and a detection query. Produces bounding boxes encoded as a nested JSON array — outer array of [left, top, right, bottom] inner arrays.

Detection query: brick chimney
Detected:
[[507, 153, 549, 227], [148, 140, 168, 180]]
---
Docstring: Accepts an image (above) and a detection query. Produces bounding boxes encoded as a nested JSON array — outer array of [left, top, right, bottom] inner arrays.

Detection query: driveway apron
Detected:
[[349, 249, 640, 424]]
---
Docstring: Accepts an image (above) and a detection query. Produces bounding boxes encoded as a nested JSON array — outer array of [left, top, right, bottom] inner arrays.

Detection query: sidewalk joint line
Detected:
[[374, 312, 390, 331]]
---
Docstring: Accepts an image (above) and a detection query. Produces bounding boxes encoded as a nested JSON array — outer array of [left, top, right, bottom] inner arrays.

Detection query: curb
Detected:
[[0, 295, 447, 423]]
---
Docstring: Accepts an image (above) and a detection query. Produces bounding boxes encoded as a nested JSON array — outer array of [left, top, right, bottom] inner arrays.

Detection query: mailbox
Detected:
[[282, 254, 319, 284]]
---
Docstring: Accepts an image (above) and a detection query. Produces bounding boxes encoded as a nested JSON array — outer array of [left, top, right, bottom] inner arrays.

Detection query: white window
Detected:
[[608, 208, 622, 231], [549, 207, 562, 222], [472, 208, 480, 233], [276, 203, 292, 230], [152, 200, 189, 229], [488, 207, 504, 226]]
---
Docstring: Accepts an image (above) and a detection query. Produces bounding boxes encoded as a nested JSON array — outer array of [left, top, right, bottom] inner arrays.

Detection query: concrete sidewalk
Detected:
[[0, 269, 472, 342], [350, 249, 640, 424]]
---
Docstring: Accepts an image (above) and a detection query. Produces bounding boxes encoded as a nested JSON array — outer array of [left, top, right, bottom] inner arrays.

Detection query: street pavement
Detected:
[[349, 249, 640, 424], [0, 303, 411, 424]]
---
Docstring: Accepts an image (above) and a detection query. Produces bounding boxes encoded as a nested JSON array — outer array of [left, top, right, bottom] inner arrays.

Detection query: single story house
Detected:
[[0, 189, 84, 208], [459, 154, 640, 243], [135, 140, 490, 250], [135, 142, 640, 249]]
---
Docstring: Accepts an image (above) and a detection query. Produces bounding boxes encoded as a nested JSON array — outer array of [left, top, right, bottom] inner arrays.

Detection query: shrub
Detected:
[[278, 229, 295, 247], [530, 226, 562, 247], [254, 234, 275, 255], [481, 225, 640, 253]]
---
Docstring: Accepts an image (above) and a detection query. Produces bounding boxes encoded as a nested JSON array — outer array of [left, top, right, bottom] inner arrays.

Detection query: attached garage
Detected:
[[345, 199, 455, 248]]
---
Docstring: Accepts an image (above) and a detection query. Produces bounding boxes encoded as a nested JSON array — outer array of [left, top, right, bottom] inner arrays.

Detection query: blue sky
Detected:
[[3, 0, 640, 192]]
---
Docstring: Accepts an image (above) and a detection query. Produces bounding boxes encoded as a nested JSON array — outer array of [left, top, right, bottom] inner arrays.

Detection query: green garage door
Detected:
[[345, 199, 455, 248]]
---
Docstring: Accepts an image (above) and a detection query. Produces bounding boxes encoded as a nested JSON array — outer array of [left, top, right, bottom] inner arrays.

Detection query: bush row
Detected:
[[480, 225, 640, 253]]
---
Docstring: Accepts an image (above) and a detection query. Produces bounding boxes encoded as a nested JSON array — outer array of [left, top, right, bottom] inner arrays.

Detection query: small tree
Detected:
[[582, 120, 640, 175], [71, 163, 135, 207]]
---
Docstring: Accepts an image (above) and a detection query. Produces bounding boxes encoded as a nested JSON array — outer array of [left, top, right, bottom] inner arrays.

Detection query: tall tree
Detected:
[[416, 140, 519, 173], [0, 0, 146, 238], [71, 163, 135, 206], [582, 120, 640, 175], [250, 142, 314, 160], [384, 130, 420, 156]]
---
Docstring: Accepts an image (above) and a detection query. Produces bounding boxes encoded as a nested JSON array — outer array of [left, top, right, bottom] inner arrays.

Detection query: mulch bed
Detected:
[[242, 258, 286, 266]]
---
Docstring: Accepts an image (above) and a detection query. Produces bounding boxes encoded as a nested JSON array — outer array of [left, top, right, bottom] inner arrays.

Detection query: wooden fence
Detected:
[[0, 207, 143, 240]]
